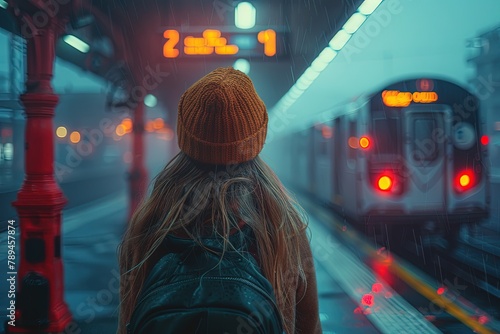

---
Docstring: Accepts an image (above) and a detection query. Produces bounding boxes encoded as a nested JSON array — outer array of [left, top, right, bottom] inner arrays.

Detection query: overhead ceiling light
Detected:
[[343, 13, 367, 34], [272, 0, 383, 116], [303, 67, 321, 82], [63, 35, 90, 53], [317, 47, 338, 64], [233, 58, 250, 74], [329, 30, 352, 50], [358, 0, 383, 15], [310, 57, 330, 72], [144, 94, 157, 108], [235, 2, 256, 29]]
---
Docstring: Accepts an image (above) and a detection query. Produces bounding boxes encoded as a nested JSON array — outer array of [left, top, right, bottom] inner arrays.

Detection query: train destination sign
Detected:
[[382, 90, 438, 107], [162, 29, 279, 59]]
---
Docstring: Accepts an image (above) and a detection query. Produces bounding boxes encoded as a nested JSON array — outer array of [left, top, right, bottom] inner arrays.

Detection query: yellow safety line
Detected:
[[308, 203, 497, 334], [387, 260, 496, 334]]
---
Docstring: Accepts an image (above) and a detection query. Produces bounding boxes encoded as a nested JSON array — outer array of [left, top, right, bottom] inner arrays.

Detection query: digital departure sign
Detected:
[[162, 28, 282, 59], [382, 90, 438, 107]]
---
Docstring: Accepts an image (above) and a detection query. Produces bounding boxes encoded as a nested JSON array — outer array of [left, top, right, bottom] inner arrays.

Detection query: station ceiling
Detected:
[[0, 0, 363, 120]]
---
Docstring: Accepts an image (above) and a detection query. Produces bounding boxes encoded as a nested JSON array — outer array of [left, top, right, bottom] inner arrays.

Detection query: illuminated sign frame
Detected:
[[162, 28, 286, 59]]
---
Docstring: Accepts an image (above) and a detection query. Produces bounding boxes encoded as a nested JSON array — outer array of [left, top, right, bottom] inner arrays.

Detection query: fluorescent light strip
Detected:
[[235, 2, 256, 29], [329, 29, 352, 50], [275, 0, 384, 112], [0, 0, 7, 9], [343, 12, 367, 34], [63, 35, 90, 53], [358, 0, 383, 15]]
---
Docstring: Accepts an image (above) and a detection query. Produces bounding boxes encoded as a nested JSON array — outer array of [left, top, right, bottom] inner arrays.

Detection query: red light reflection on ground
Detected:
[[371, 253, 394, 286], [361, 293, 374, 307], [477, 315, 489, 325], [372, 282, 383, 293]]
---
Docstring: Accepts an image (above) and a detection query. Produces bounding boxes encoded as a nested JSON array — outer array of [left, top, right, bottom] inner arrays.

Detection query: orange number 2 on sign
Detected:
[[163, 30, 180, 58]]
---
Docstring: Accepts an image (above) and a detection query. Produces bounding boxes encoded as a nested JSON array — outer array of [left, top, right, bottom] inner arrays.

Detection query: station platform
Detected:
[[0, 190, 446, 334]]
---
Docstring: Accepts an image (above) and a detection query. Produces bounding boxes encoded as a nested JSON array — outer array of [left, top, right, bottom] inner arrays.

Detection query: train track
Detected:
[[294, 190, 500, 333], [394, 226, 500, 296], [380, 224, 500, 330]]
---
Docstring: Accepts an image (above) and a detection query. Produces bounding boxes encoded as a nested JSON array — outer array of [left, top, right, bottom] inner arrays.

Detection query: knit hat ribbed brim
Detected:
[[177, 67, 268, 165]]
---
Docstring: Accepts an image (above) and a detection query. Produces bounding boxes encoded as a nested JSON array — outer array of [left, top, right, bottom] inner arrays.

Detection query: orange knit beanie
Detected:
[[177, 67, 268, 165]]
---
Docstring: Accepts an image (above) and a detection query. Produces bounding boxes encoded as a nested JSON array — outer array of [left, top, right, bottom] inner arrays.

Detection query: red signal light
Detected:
[[455, 170, 474, 192], [361, 294, 374, 307], [481, 135, 489, 146]]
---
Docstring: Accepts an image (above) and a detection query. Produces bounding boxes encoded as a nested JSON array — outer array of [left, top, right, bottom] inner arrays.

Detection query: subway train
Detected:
[[272, 78, 490, 243]]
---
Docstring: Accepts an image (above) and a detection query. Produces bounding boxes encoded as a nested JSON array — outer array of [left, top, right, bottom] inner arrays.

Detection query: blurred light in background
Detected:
[[153, 118, 164, 130], [233, 58, 250, 74], [116, 124, 126, 136], [144, 94, 157, 108], [322, 126, 333, 139], [3, 143, 13, 160], [63, 35, 90, 53], [145, 121, 154, 132], [0, 0, 7, 9], [70, 131, 81, 144], [56, 126, 68, 138], [235, 2, 256, 29], [157, 128, 174, 141], [121, 118, 133, 133], [348, 136, 359, 149]]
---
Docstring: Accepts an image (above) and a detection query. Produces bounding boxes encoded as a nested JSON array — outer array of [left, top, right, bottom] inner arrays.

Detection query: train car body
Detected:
[[287, 78, 490, 229]]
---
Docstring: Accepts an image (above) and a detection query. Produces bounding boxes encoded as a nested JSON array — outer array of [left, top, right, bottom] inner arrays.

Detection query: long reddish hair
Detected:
[[117, 152, 307, 334]]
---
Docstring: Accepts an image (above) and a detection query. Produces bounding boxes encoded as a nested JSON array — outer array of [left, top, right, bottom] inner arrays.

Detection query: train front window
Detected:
[[372, 117, 400, 155], [413, 118, 438, 162]]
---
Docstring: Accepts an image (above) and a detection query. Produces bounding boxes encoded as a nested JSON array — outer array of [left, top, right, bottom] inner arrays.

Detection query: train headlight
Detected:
[[459, 174, 470, 187], [359, 136, 371, 149], [377, 175, 393, 191], [455, 170, 474, 192]]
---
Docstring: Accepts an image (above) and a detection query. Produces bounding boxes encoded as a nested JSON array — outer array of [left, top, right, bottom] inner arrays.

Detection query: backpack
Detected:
[[126, 227, 284, 334]]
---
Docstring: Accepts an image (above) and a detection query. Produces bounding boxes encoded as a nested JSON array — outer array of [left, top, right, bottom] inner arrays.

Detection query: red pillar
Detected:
[[6, 2, 72, 333], [129, 101, 148, 218]]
